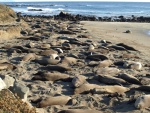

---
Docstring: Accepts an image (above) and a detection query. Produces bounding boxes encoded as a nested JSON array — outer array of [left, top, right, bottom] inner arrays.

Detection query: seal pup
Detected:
[[96, 60, 113, 68], [72, 75, 86, 87], [58, 109, 102, 113], [32, 71, 70, 82], [37, 96, 71, 108], [135, 95, 150, 109]]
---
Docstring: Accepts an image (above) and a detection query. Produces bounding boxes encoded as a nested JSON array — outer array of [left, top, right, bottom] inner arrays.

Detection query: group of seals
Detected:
[[1, 15, 149, 113]]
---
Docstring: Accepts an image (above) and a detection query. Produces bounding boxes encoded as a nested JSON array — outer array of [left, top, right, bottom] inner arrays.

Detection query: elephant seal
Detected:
[[93, 85, 130, 95], [58, 109, 102, 113], [86, 54, 108, 61], [61, 57, 77, 66], [117, 73, 141, 85], [32, 71, 70, 82], [22, 53, 37, 62], [37, 96, 71, 108], [72, 75, 86, 87], [122, 53, 139, 59], [0, 63, 16, 70], [94, 67, 120, 76], [123, 61, 142, 70], [36, 54, 61, 65], [96, 60, 113, 68], [135, 95, 150, 109], [97, 75, 127, 85]]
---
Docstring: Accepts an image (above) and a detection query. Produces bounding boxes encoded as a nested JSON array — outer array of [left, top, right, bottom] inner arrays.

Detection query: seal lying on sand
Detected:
[[96, 60, 113, 68], [0, 63, 16, 70], [21, 53, 37, 62], [72, 75, 86, 87], [32, 71, 70, 82], [94, 67, 120, 76], [74, 83, 129, 95], [36, 54, 61, 65], [117, 73, 141, 85], [135, 95, 150, 109], [58, 109, 102, 113], [37, 96, 71, 108]]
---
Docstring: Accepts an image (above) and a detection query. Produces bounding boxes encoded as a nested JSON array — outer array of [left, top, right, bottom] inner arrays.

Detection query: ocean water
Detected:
[[1, 2, 150, 17]]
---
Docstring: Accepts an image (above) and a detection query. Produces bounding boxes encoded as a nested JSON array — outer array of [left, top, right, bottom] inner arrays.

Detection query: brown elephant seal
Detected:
[[97, 75, 128, 85], [58, 109, 102, 113], [37, 96, 71, 108], [117, 73, 141, 85], [21, 53, 37, 62], [61, 57, 77, 66], [94, 67, 120, 76], [0, 63, 16, 70], [74, 83, 101, 94], [96, 60, 113, 68], [46, 64, 72, 72], [72, 75, 86, 87], [122, 53, 139, 59], [135, 95, 150, 109], [32, 71, 70, 82], [93, 85, 130, 95]]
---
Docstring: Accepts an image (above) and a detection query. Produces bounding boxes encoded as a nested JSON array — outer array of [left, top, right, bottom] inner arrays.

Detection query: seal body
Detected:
[[72, 75, 86, 87], [37, 96, 71, 108], [135, 95, 150, 109]]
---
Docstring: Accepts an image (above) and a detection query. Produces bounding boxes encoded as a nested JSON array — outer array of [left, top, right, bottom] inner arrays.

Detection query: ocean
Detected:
[[1, 2, 150, 17]]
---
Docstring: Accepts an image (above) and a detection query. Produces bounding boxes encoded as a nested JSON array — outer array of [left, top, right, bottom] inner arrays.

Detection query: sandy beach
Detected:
[[82, 22, 150, 61], [1, 12, 150, 112]]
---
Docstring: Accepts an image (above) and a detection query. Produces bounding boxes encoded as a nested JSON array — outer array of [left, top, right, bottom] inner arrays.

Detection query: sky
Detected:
[[1, 0, 150, 2]]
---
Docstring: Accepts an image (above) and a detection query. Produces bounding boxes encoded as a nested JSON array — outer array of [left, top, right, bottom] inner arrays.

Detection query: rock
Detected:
[[0, 78, 6, 91], [125, 30, 131, 33], [0, 75, 15, 88], [9, 81, 29, 102]]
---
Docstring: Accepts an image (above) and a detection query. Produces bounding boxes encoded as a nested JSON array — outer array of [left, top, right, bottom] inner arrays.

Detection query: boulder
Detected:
[[0, 78, 6, 91], [0, 75, 15, 88], [9, 81, 29, 102]]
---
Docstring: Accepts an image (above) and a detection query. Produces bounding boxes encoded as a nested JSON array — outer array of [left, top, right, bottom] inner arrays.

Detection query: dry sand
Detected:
[[82, 21, 150, 61], [0, 18, 150, 113]]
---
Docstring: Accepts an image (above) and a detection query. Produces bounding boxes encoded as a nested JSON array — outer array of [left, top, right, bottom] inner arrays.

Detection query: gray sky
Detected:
[[1, 0, 150, 2]]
